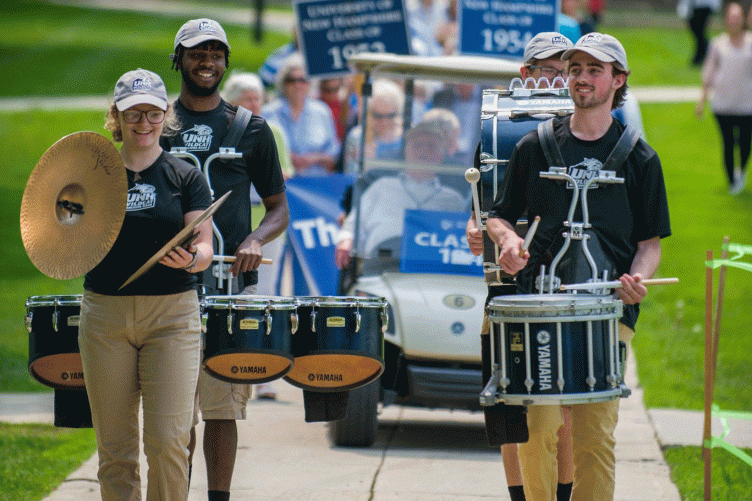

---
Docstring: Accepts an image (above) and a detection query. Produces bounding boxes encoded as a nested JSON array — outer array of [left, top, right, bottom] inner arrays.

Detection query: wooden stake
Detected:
[[703, 249, 714, 501]]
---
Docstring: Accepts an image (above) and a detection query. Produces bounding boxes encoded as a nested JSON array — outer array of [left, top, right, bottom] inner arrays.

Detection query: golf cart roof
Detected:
[[347, 52, 521, 82]]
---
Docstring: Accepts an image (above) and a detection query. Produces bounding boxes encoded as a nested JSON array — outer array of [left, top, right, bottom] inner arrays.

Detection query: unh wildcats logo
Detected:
[[181, 124, 214, 152], [567, 158, 603, 189], [127, 183, 157, 211]]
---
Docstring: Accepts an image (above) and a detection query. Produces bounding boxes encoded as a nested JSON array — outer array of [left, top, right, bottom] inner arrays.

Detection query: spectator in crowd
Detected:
[[317, 77, 348, 141], [587, 0, 605, 29], [407, 0, 447, 55], [342, 78, 405, 175], [258, 30, 298, 89], [262, 53, 341, 176], [678, 0, 722, 66], [558, 0, 582, 43], [697, 1, 752, 195], [430, 82, 482, 165]]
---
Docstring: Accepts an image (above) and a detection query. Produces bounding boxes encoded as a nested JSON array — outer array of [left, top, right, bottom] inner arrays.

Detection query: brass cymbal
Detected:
[[20, 132, 127, 280], [119, 190, 232, 290]]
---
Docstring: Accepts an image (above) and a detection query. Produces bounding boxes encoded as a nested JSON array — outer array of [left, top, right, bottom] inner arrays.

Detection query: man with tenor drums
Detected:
[[161, 18, 289, 501], [467, 31, 576, 501], [485, 33, 671, 501]]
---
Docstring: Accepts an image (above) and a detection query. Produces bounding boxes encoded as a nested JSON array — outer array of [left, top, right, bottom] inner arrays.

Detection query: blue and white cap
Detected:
[[174, 18, 230, 50], [523, 32, 573, 64], [114, 69, 168, 111], [562, 33, 629, 71]]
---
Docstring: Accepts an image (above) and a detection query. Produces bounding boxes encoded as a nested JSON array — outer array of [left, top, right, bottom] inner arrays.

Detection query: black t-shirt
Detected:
[[488, 116, 672, 330], [162, 99, 286, 288], [84, 151, 213, 295]]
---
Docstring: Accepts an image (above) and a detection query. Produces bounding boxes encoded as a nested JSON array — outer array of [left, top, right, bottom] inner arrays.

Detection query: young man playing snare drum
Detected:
[[485, 33, 671, 501]]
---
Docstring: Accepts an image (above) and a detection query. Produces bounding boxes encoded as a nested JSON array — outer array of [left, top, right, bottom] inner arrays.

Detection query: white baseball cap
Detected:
[[114, 69, 168, 111]]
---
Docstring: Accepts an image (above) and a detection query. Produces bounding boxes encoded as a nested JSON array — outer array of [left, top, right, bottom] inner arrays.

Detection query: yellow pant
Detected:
[[79, 290, 201, 501], [518, 323, 633, 501]]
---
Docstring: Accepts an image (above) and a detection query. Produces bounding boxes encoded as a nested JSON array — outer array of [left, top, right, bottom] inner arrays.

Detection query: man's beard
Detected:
[[182, 67, 222, 97]]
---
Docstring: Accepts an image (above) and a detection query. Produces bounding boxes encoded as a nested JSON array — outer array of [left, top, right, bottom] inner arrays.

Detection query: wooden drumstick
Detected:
[[519, 215, 541, 257], [559, 277, 679, 291], [213, 255, 273, 265], [464, 167, 483, 231]]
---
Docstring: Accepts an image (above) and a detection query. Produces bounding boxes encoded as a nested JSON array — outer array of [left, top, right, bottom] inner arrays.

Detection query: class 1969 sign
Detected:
[[294, 0, 411, 78]]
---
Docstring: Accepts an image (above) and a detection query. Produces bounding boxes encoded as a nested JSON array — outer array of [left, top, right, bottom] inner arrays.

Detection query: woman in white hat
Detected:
[[79, 68, 214, 501]]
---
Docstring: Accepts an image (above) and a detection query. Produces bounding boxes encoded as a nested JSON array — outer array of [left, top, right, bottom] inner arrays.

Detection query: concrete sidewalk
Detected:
[[0, 349, 692, 501]]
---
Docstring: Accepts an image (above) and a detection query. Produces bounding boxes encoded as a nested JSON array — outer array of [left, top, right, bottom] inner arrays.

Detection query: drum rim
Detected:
[[294, 296, 387, 307], [26, 295, 82, 306], [488, 293, 616, 307], [202, 295, 297, 309]]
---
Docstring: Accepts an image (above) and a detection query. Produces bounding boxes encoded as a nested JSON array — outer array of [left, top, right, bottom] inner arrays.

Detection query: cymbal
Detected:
[[20, 132, 127, 280], [119, 190, 232, 290]]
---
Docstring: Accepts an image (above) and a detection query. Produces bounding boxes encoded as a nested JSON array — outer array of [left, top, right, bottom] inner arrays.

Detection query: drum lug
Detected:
[[52, 310, 60, 332], [380, 308, 389, 334], [310, 309, 317, 333], [25, 312, 33, 334], [291, 311, 298, 334], [355, 309, 361, 333], [201, 312, 208, 334], [227, 310, 233, 335], [265, 308, 272, 336]]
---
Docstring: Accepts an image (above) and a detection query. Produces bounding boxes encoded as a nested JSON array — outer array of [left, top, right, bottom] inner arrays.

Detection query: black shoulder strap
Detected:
[[537, 118, 566, 168], [602, 125, 640, 173], [222, 105, 253, 150]]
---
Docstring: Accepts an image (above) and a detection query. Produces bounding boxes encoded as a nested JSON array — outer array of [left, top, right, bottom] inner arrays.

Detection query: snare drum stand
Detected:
[[171, 147, 244, 296]]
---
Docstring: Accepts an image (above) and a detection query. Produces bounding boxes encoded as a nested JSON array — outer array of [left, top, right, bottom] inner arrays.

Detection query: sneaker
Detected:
[[729, 179, 744, 195], [256, 383, 277, 400]]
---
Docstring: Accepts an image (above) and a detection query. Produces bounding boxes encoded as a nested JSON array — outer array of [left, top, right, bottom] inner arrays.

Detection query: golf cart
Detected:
[[330, 52, 522, 447]]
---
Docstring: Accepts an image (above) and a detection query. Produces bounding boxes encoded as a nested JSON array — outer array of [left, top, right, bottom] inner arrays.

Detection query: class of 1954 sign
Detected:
[[294, 0, 411, 78], [458, 0, 558, 60]]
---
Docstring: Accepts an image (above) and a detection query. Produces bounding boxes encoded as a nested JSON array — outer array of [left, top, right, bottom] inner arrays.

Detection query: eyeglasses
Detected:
[[370, 112, 398, 120], [285, 77, 308, 85], [122, 109, 166, 124], [527, 65, 567, 79]]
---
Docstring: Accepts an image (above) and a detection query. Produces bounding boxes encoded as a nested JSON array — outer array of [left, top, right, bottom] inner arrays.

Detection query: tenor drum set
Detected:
[[19, 132, 389, 427]]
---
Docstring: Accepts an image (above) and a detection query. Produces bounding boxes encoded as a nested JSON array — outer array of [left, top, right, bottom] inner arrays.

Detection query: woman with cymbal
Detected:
[[78, 68, 214, 501]]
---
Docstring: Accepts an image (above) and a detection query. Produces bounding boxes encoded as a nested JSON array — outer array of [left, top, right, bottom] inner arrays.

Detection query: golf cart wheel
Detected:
[[329, 380, 379, 447]]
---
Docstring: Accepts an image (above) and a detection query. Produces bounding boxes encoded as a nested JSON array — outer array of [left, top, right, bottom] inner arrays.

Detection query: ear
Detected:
[[520, 66, 530, 79], [612, 71, 626, 89]]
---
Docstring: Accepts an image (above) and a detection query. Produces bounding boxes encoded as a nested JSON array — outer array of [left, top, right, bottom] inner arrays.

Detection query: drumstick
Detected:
[[464, 167, 483, 230], [519, 216, 541, 257], [559, 277, 679, 291], [213, 255, 273, 265]]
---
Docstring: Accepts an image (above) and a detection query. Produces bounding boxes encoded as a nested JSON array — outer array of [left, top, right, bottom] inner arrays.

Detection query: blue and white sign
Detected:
[[458, 0, 558, 59], [294, 0, 411, 78], [400, 209, 483, 276], [285, 174, 354, 295]]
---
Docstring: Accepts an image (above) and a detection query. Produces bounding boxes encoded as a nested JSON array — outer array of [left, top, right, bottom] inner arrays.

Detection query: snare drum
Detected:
[[487, 294, 625, 405], [284, 296, 387, 392], [202, 296, 296, 384], [479, 88, 573, 285], [26, 295, 85, 390]]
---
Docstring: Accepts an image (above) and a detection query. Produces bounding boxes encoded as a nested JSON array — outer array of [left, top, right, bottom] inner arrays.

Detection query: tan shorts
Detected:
[[194, 283, 258, 422]]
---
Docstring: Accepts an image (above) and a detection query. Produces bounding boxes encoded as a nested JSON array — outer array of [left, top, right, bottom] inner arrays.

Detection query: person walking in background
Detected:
[[678, 0, 722, 66], [696, 2, 752, 195], [262, 53, 341, 176], [80, 68, 214, 501]]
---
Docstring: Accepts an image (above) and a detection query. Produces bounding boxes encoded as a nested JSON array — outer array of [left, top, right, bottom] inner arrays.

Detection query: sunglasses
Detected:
[[370, 112, 398, 120], [285, 77, 308, 84]]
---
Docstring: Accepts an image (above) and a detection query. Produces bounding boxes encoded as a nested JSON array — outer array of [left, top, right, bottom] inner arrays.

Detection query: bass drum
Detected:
[[479, 88, 574, 286]]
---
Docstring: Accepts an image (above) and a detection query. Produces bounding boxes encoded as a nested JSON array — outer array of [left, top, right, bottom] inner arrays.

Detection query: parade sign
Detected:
[[294, 0, 411, 78], [458, 0, 558, 59], [400, 209, 483, 276]]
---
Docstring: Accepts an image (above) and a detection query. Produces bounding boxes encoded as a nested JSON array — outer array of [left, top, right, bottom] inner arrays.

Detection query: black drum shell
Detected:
[[284, 297, 386, 392], [26, 295, 86, 390], [54, 388, 92, 428], [202, 297, 294, 384]]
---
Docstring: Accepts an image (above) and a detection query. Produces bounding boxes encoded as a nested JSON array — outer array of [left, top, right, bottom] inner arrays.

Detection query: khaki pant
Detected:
[[518, 323, 634, 501], [79, 290, 201, 501]]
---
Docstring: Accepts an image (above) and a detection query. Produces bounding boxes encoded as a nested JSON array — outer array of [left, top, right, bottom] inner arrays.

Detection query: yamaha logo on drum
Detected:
[[309, 373, 344, 383], [536, 330, 552, 390], [231, 366, 267, 375], [61, 371, 84, 381]]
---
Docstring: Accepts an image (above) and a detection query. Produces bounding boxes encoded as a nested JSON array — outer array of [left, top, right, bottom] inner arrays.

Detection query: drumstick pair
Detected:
[[214, 255, 273, 265], [464, 167, 540, 259]]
